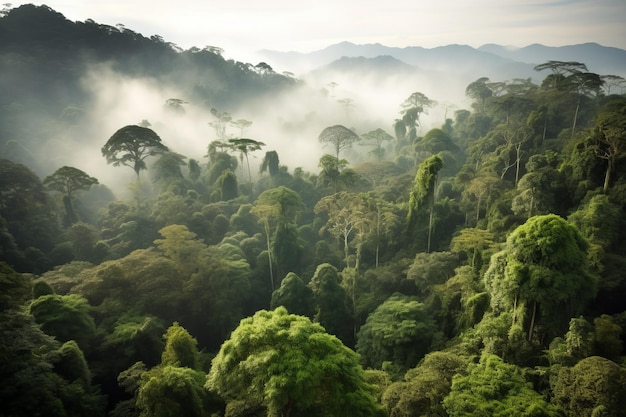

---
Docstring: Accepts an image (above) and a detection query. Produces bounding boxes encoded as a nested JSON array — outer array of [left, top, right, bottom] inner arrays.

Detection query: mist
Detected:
[[30, 56, 472, 200]]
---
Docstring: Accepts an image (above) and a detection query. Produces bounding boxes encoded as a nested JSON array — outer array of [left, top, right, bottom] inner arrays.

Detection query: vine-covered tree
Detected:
[[484, 214, 597, 342], [407, 154, 443, 252]]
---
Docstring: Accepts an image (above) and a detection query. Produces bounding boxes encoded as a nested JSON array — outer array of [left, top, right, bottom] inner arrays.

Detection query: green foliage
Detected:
[[102, 125, 169, 177], [161, 322, 200, 369], [0, 262, 32, 310], [484, 214, 597, 342], [550, 356, 626, 417], [443, 353, 561, 417], [137, 365, 209, 417], [270, 272, 315, 317], [309, 263, 354, 345], [29, 293, 96, 349], [383, 351, 469, 417], [206, 307, 385, 417], [356, 294, 436, 373]]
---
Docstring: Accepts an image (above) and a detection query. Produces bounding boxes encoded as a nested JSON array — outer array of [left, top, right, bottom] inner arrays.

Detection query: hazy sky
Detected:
[[15, 0, 626, 60]]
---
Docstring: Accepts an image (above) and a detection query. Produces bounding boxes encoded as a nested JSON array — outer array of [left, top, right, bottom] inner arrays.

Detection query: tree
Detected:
[[318, 124, 360, 161], [443, 353, 561, 417], [360, 128, 394, 161], [356, 294, 435, 373], [484, 214, 597, 342], [383, 351, 469, 417], [317, 153, 348, 193], [206, 307, 384, 417], [160, 322, 200, 369], [43, 166, 98, 226], [260, 150, 280, 177], [587, 97, 626, 192], [102, 125, 169, 177], [315, 192, 366, 269], [29, 293, 96, 349], [401, 92, 437, 132], [228, 137, 265, 182], [209, 108, 232, 141], [251, 186, 304, 290], [270, 272, 315, 317], [407, 155, 443, 252], [551, 356, 626, 417], [309, 263, 354, 345], [465, 77, 493, 113]]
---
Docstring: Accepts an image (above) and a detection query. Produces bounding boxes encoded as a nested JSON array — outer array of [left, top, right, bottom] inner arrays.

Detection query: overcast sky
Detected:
[[14, 0, 626, 60]]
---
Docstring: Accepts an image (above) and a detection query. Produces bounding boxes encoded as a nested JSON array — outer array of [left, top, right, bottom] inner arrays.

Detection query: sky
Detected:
[[11, 0, 626, 61]]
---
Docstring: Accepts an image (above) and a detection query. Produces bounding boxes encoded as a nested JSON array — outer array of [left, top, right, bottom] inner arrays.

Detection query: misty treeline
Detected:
[[1, 4, 626, 417]]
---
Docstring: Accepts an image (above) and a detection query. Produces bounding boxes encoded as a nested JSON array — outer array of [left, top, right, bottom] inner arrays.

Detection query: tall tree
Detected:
[[587, 97, 626, 192], [102, 125, 169, 177], [401, 92, 437, 133], [251, 186, 304, 290], [228, 137, 265, 182], [484, 214, 597, 342], [318, 125, 360, 161], [407, 155, 443, 252], [360, 128, 394, 161], [43, 166, 98, 226]]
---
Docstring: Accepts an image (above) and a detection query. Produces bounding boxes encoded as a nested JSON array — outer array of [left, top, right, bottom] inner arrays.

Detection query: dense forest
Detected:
[[1, 4, 625, 417]]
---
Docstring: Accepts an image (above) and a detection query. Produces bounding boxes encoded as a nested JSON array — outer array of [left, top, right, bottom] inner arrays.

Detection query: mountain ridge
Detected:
[[259, 41, 626, 79]]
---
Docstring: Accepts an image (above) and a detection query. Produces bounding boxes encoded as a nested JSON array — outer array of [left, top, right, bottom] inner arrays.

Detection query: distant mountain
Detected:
[[478, 42, 626, 76], [259, 41, 626, 81]]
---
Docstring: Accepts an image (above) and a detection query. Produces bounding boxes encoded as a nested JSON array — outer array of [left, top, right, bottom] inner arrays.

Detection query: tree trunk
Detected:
[[603, 158, 613, 193], [571, 97, 580, 138], [427, 204, 434, 253], [528, 301, 537, 342], [264, 222, 274, 290]]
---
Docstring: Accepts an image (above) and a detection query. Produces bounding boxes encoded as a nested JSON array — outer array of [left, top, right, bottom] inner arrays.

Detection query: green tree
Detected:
[[260, 150, 280, 177], [309, 263, 354, 345], [43, 166, 98, 226], [484, 214, 597, 342], [356, 294, 436, 373], [206, 307, 384, 417], [550, 356, 626, 417], [587, 97, 626, 192], [102, 125, 169, 177], [400, 92, 437, 135], [137, 365, 210, 417], [443, 353, 561, 417], [383, 351, 468, 417], [228, 137, 265, 182], [270, 272, 315, 317], [251, 186, 304, 290], [29, 293, 96, 349], [407, 154, 443, 252], [161, 322, 200, 369]]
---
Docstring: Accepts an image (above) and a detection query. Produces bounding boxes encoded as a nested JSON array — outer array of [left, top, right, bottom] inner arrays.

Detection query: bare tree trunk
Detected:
[[528, 301, 537, 342]]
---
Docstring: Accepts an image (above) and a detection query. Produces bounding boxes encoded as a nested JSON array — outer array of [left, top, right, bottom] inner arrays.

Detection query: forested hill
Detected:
[[0, 3, 296, 105], [0, 4, 297, 173], [1, 3, 626, 417]]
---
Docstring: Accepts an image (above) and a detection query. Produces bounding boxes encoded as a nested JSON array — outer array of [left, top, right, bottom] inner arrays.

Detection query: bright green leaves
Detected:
[[206, 307, 384, 417], [443, 353, 561, 417], [484, 214, 597, 341]]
